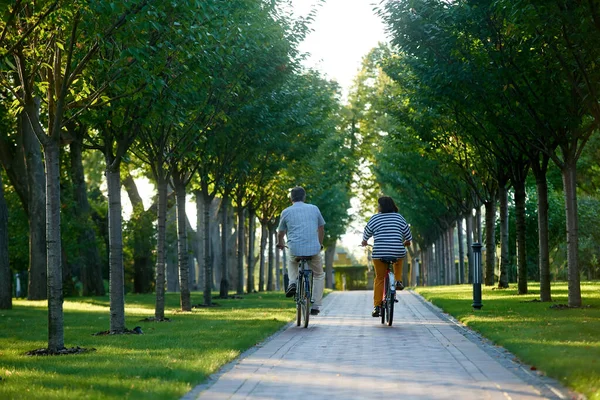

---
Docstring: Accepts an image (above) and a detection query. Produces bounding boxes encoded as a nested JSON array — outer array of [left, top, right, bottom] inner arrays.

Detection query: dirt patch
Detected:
[[25, 346, 96, 356], [92, 326, 144, 335], [139, 317, 171, 322], [192, 303, 221, 308], [549, 304, 593, 310]]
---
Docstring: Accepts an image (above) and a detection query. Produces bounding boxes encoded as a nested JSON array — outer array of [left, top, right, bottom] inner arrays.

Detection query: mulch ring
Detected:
[[92, 326, 144, 336], [192, 303, 221, 308], [25, 346, 96, 356], [139, 317, 171, 322], [549, 304, 593, 310]]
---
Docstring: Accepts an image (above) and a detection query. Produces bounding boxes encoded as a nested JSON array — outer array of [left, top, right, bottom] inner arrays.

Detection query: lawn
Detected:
[[414, 281, 600, 400], [0, 292, 295, 400]]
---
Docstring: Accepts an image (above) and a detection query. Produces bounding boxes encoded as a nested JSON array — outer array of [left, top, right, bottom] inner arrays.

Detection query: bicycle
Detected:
[[294, 256, 313, 328], [363, 244, 397, 327], [379, 257, 397, 327]]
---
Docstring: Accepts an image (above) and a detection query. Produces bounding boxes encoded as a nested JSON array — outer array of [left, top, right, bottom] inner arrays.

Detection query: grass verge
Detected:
[[0, 291, 295, 399], [414, 281, 600, 400]]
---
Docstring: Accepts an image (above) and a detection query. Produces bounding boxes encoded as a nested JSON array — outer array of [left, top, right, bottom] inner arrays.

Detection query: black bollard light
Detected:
[[471, 243, 483, 309]]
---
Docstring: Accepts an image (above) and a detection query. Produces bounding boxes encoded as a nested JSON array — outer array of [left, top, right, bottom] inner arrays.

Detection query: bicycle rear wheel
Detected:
[[299, 274, 309, 328], [295, 276, 301, 326], [381, 274, 388, 324], [386, 286, 394, 326]]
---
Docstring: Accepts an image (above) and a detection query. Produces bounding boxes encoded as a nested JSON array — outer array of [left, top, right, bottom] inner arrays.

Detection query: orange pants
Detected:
[[373, 258, 404, 306]]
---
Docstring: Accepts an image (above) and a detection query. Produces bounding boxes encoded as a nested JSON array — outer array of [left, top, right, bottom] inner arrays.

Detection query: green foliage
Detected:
[[3, 172, 28, 273], [415, 283, 600, 399], [334, 265, 369, 290]]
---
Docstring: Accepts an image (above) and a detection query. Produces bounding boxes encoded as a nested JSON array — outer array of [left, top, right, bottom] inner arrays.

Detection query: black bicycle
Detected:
[[380, 257, 397, 327], [294, 256, 313, 328]]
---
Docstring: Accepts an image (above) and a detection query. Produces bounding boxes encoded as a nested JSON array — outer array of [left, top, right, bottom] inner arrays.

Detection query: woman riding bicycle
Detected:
[[361, 196, 412, 318]]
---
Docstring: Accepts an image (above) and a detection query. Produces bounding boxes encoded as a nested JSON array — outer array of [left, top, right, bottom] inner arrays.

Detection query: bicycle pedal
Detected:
[[394, 299, 399, 303]]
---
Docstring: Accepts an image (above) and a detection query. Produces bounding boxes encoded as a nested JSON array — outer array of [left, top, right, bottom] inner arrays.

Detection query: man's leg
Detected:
[[286, 252, 298, 297], [308, 255, 324, 312]]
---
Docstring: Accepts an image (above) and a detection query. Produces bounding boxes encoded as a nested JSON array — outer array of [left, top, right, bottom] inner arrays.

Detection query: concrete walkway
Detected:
[[183, 290, 576, 400]]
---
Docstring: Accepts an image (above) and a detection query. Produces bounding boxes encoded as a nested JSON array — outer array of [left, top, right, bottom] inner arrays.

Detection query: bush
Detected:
[[334, 265, 368, 290]]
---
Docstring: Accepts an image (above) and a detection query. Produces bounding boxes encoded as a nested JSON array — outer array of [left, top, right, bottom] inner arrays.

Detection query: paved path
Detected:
[[183, 290, 576, 400]]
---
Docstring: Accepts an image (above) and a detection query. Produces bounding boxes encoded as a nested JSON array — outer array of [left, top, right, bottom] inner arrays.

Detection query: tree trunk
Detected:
[[166, 207, 179, 292], [449, 225, 455, 284], [533, 159, 552, 302], [457, 216, 464, 284], [498, 185, 510, 288], [514, 179, 528, 295], [106, 166, 125, 333], [267, 224, 276, 291], [247, 208, 256, 293], [226, 205, 236, 292], [45, 142, 64, 351], [0, 172, 12, 309], [465, 210, 474, 284], [195, 191, 205, 291], [484, 198, 496, 286], [70, 139, 105, 296], [154, 176, 168, 319], [202, 191, 213, 306], [22, 107, 47, 301], [174, 178, 191, 311], [562, 158, 581, 307], [259, 222, 267, 292], [219, 194, 229, 298], [275, 234, 281, 291], [236, 206, 245, 295], [325, 242, 336, 289]]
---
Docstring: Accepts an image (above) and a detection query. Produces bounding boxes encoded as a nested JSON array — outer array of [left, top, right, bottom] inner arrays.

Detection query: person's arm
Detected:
[[277, 230, 286, 249], [318, 225, 324, 249]]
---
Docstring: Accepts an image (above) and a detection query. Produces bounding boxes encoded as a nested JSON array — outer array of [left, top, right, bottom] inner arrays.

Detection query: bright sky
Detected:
[[291, 0, 388, 98]]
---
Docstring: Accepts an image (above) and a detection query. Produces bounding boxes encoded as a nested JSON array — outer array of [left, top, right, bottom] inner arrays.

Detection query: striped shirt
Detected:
[[362, 212, 412, 259], [277, 202, 325, 256]]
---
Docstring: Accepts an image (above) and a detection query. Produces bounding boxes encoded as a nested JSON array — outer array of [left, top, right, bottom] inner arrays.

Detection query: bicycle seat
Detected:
[[380, 257, 398, 264], [295, 256, 313, 262]]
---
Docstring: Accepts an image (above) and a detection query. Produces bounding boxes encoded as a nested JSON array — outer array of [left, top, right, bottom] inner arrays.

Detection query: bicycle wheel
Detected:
[[380, 274, 388, 324], [299, 273, 309, 328], [296, 276, 302, 326], [386, 283, 394, 327]]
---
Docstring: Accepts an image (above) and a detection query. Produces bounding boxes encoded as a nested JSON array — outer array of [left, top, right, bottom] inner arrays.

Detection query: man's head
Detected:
[[290, 186, 306, 203]]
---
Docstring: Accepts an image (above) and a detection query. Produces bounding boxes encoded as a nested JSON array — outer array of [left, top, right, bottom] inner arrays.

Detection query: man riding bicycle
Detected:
[[361, 196, 412, 318], [276, 186, 325, 316]]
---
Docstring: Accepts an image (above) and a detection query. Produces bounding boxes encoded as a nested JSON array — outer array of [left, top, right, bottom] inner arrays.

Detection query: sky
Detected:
[[291, 0, 388, 98]]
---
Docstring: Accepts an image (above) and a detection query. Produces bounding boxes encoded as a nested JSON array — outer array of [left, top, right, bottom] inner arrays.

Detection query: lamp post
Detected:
[[471, 243, 483, 309]]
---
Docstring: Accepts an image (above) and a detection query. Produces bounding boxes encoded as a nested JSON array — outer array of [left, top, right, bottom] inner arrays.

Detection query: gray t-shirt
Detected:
[[277, 201, 325, 256]]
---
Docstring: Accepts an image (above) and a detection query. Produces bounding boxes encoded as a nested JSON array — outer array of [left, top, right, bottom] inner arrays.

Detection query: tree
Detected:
[[0, 171, 11, 309]]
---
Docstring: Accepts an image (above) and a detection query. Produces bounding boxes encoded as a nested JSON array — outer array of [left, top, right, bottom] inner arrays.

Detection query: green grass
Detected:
[[414, 281, 600, 400], [0, 292, 295, 399]]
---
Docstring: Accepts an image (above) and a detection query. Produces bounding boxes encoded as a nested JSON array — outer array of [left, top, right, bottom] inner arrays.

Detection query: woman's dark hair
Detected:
[[378, 196, 398, 213]]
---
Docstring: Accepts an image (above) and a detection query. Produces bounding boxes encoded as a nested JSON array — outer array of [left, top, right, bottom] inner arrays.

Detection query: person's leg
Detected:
[[308, 254, 324, 311], [393, 258, 404, 281], [372, 259, 387, 306], [286, 252, 299, 296]]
